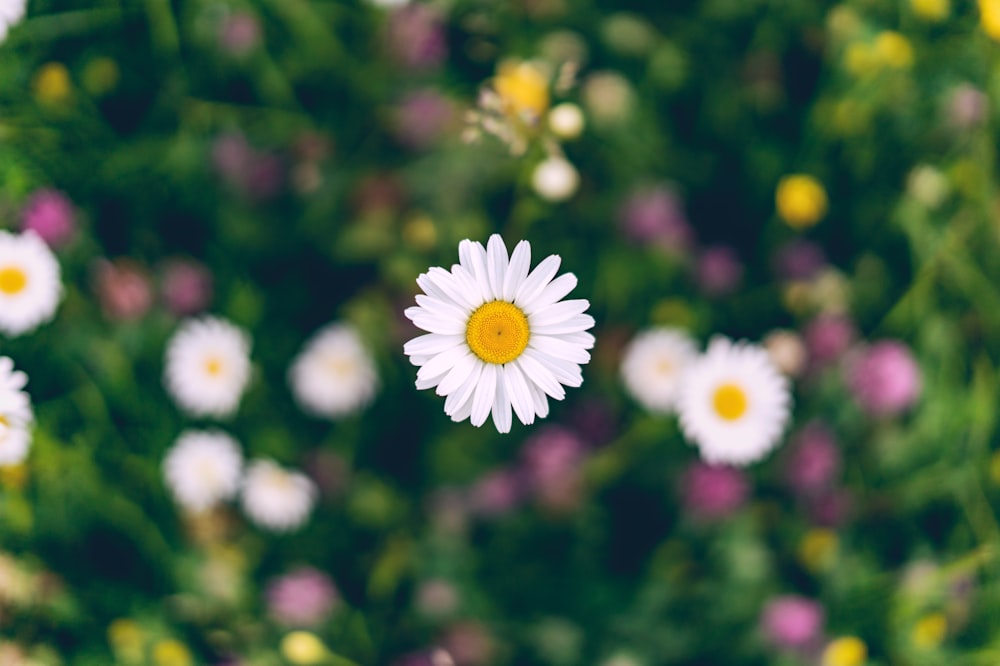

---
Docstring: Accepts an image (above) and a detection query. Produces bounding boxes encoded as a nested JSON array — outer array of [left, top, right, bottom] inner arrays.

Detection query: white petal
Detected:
[[503, 362, 535, 426], [403, 333, 465, 357], [528, 381, 550, 419], [513, 255, 561, 307], [435, 350, 477, 396], [522, 273, 577, 314], [526, 349, 581, 388], [459, 240, 492, 302], [470, 364, 498, 427], [529, 334, 592, 364], [449, 265, 486, 309], [528, 299, 591, 327], [516, 353, 566, 400], [491, 370, 512, 433], [416, 347, 466, 383], [531, 314, 595, 335], [415, 294, 471, 322], [445, 361, 483, 416], [502, 241, 531, 301], [407, 313, 466, 336], [450, 396, 475, 423], [486, 235, 509, 303], [556, 331, 596, 349], [425, 267, 478, 310]]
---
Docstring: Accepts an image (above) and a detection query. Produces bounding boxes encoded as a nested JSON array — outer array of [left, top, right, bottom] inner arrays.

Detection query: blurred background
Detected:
[[2, 0, 1000, 664]]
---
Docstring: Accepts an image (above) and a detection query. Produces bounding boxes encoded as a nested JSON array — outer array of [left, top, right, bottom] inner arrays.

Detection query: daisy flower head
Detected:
[[0, 230, 63, 337], [403, 234, 595, 433], [677, 336, 792, 466], [288, 323, 378, 419], [164, 316, 252, 419], [163, 430, 243, 512], [241, 459, 317, 532], [620, 327, 697, 413], [0, 357, 33, 465]]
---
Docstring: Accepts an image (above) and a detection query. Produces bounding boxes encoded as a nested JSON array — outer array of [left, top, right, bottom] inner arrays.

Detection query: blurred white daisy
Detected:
[[0, 357, 33, 465], [620, 327, 697, 413], [164, 316, 252, 419], [0, 230, 62, 337], [0, 0, 27, 43], [403, 234, 595, 433], [531, 156, 580, 202], [241, 459, 316, 532], [288, 323, 378, 419], [163, 430, 243, 512], [677, 337, 791, 466]]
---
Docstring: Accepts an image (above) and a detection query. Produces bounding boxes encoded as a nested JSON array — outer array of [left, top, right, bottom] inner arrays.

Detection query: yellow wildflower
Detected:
[[911, 0, 950, 21], [911, 612, 947, 649], [33, 63, 73, 106], [874, 31, 914, 69], [281, 631, 329, 665], [151, 639, 193, 666], [776, 175, 828, 229], [798, 528, 838, 572], [822, 636, 868, 666], [494, 61, 550, 119]]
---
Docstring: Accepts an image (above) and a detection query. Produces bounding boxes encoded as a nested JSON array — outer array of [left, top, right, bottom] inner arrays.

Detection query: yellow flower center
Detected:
[[465, 300, 530, 365], [712, 383, 748, 421], [0, 266, 28, 296], [204, 357, 224, 377]]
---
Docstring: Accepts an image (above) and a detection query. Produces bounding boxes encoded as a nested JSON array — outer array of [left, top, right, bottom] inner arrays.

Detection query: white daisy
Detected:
[[0, 357, 33, 465], [403, 234, 595, 433], [163, 430, 243, 512], [0, 0, 27, 44], [620, 327, 697, 413], [241, 459, 316, 532], [164, 316, 252, 419], [531, 157, 580, 202], [288, 323, 378, 419], [677, 336, 792, 466], [0, 231, 62, 337]]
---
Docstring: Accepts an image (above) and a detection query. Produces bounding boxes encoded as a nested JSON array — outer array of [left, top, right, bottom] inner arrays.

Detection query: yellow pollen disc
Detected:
[[712, 383, 748, 421], [465, 300, 530, 365], [0, 266, 28, 296], [204, 357, 224, 377]]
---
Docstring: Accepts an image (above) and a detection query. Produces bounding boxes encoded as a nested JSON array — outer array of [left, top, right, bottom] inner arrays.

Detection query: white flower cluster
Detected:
[[621, 327, 792, 466], [161, 314, 378, 532]]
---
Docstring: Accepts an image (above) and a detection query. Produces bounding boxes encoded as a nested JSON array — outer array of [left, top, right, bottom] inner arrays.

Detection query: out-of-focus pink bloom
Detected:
[[521, 426, 585, 488], [947, 83, 988, 129], [617, 185, 693, 252], [21, 189, 77, 248], [415, 578, 460, 618], [218, 11, 261, 56], [159, 258, 213, 316], [804, 314, 855, 367], [784, 422, 841, 497], [93, 259, 153, 321], [846, 340, 921, 415], [354, 174, 406, 216], [760, 595, 825, 650], [303, 450, 350, 500], [773, 240, 825, 281], [807, 488, 853, 527], [211, 133, 285, 200], [266, 566, 339, 627], [680, 462, 749, 520], [385, 5, 447, 71], [440, 621, 495, 666], [394, 89, 457, 150], [467, 468, 523, 517], [696, 246, 743, 297]]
